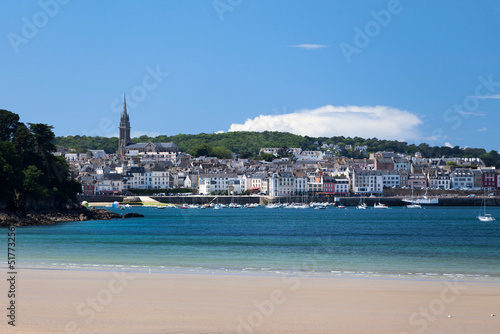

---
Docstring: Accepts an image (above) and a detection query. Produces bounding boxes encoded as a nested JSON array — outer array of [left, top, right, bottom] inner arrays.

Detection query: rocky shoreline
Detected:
[[0, 207, 144, 227]]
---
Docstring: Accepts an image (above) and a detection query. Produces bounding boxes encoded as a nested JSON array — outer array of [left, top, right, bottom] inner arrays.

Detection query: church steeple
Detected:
[[118, 95, 131, 156], [121, 95, 129, 122]]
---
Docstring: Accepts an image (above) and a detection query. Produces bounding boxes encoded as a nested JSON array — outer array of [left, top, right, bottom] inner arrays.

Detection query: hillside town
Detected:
[[59, 99, 499, 197]]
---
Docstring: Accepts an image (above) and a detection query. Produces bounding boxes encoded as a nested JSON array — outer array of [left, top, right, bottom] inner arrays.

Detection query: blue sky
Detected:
[[1, 0, 500, 150]]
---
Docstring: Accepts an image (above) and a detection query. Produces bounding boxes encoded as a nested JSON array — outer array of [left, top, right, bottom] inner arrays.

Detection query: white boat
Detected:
[[357, 197, 367, 209], [402, 189, 438, 205], [214, 204, 223, 210], [478, 214, 495, 222], [406, 203, 422, 209], [373, 203, 388, 209], [265, 203, 281, 209], [156, 205, 165, 209], [478, 193, 495, 222]]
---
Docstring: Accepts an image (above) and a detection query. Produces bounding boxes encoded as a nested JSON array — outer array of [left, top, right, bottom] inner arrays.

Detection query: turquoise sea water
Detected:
[[2, 206, 500, 279]]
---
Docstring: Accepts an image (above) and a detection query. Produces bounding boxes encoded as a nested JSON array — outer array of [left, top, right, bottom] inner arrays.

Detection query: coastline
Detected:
[[2, 268, 498, 334]]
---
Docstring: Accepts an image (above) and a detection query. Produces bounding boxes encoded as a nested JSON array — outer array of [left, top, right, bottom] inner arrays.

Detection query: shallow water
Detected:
[[3, 206, 500, 279]]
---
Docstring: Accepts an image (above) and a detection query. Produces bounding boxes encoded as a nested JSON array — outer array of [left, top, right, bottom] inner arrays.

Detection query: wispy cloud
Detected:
[[229, 105, 422, 141], [457, 110, 485, 116], [472, 94, 500, 99], [476, 127, 487, 132], [288, 44, 329, 50]]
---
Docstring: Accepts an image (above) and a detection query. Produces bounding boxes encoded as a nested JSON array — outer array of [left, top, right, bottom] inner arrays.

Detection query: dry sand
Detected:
[[2, 269, 499, 334]]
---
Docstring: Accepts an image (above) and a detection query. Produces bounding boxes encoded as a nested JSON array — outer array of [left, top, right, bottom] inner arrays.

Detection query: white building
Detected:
[[198, 173, 242, 195], [150, 170, 170, 189], [381, 171, 401, 188], [248, 172, 268, 193], [294, 172, 308, 195], [350, 170, 383, 194], [95, 174, 124, 194], [125, 167, 146, 189], [334, 179, 349, 194], [296, 151, 324, 161], [268, 172, 295, 197], [428, 171, 450, 190], [450, 168, 474, 189]]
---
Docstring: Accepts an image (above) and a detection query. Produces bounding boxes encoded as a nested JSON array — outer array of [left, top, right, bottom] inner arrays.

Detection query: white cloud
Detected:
[[228, 105, 422, 141], [215, 130, 225, 134], [445, 142, 453, 148], [289, 44, 329, 50], [476, 127, 487, 132]]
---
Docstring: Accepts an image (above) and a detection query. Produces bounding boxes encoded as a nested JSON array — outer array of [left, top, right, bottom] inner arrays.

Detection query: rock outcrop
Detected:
[[0, 207, 144, 227]]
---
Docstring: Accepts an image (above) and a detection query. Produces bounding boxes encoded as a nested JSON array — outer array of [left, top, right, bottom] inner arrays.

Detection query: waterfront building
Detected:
[[450, 168, 474, 189], [198, 173, 242, 195], [381, 170, 401, 188], [350, 170, 383, 194], [427, 170, 451, 190]]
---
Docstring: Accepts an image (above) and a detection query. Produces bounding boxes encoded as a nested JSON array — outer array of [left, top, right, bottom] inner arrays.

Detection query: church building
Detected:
[[117, 97, 179, 156]]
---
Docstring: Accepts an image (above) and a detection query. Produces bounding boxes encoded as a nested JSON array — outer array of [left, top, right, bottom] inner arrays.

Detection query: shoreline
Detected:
[[2, 268, 499, 333], [11, 263, 500, 283]]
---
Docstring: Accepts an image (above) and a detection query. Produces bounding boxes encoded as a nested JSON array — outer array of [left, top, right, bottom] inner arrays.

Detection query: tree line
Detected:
[[54, 132, 500, 167]]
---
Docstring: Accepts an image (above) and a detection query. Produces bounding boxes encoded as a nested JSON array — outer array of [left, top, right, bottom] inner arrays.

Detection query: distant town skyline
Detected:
[[1, 0, 500, 151]]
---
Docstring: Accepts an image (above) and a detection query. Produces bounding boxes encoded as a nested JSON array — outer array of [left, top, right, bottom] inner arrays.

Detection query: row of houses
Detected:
[[64, 147, 499, 196], [77, 166, 499, 196]]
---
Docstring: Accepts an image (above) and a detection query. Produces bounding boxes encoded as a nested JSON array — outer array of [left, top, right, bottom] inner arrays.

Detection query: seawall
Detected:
[[77, 195, 500, 206]]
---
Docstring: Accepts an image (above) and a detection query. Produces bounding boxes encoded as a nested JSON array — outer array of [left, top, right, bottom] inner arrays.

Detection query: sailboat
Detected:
[[356, 196, 367, 209], [406, 187, 422, 209], [478, 192, 495, 222]]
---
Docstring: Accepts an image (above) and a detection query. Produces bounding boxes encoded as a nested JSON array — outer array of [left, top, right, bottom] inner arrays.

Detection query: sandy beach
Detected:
[[2, 269, 498, 334]]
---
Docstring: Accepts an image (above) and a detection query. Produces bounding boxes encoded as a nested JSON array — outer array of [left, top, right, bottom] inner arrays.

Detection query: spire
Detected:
[[121, 95, 128, 122]]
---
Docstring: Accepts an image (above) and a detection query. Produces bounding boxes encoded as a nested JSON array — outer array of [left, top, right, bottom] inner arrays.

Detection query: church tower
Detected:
[[118, 96, 131, 155]]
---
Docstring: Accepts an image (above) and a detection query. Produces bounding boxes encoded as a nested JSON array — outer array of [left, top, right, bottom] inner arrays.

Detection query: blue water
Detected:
[[2, 206, 500, 279]]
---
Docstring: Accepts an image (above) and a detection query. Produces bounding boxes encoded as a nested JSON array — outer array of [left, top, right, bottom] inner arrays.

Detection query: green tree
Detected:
[[191, 143, 212, 157], [0, 110, 21, 142], [211, 146, 233, 159], [0, 110, 82, 211]]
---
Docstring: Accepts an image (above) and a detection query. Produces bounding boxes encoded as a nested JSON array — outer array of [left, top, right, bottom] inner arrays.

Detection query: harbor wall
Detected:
[[78, 195, 500, 206]]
